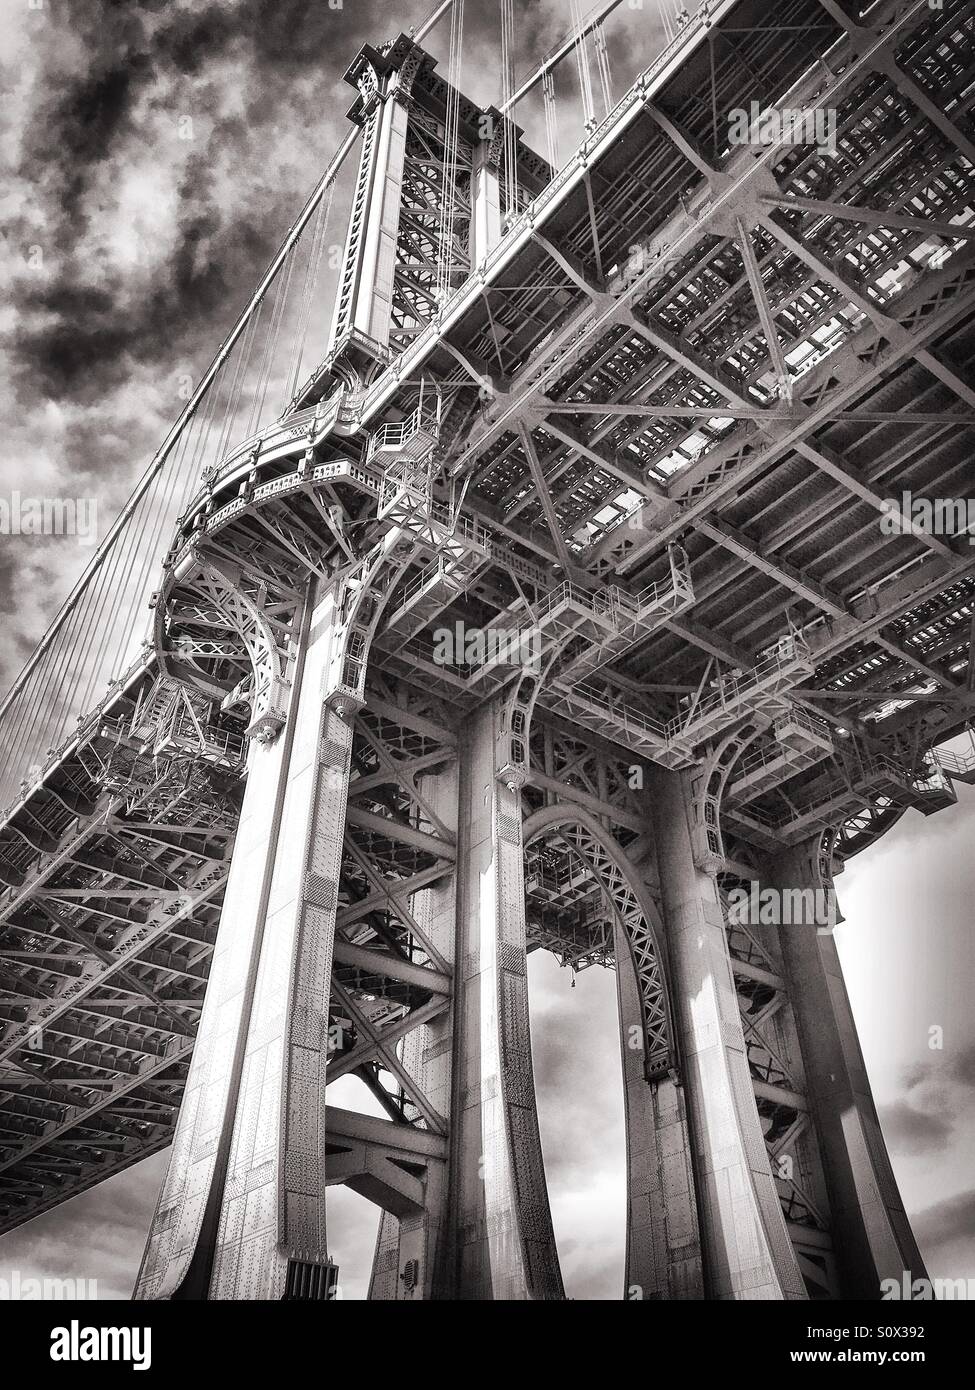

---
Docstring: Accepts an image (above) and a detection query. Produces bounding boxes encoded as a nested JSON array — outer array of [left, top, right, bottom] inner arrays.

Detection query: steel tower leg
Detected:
[[649, 769, 807, 1299], [765, 841, 928, 1298], [136, 579, 354, 1299], [329, 54, 411, 354], [441, 699, 564, 1299], [614, 919, 704, 1300], [133, 712, 299, 1300], [470, 133, 502, 265]]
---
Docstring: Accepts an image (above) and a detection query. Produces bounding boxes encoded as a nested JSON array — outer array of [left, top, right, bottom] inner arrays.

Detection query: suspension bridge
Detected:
[[0, 0, 974, 1299]]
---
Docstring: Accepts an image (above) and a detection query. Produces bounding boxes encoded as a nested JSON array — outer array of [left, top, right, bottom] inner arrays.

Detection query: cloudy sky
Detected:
[[0, 0, 672, 692], [0, 0, 972, 1300]]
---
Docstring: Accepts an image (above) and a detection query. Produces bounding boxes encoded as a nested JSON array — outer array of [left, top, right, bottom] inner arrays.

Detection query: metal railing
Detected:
[[932, 746, 975, 778], [669, 636, 813, 741]]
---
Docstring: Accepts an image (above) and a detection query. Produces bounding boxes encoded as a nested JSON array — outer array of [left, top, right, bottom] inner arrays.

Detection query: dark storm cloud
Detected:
[[0, 1150, 169, 1298], [15, 156, 279, 406], [9, 0, 559, 404], [10, 0, 358, 402], [0, 0, 571, 695], [11, 0, 553, 449]]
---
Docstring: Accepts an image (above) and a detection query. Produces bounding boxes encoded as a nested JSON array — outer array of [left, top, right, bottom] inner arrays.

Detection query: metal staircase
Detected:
[[933, 744, 975, 786], [726, 742, 958, 850], [73, 676, 245, 822]]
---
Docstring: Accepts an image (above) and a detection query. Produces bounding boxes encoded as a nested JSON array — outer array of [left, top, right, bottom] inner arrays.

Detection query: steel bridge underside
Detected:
[[2, 0, 975, 1238]]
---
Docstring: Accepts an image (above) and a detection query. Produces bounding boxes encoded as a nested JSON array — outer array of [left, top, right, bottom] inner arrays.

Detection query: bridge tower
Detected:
[[126, 23, 932, 1303], [7, 0, 965, 1294]]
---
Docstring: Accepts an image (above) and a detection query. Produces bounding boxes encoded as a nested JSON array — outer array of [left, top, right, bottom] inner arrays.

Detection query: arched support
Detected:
[[688, 719, 770, 873], [154, 547, 298, 744], [496, 652, 563, 791], [523, 804, 702, 1300], [523, 805, 675, 1077], [137, 549, 415, 1301]]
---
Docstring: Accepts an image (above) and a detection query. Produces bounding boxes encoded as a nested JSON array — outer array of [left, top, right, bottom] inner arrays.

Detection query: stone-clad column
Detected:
[[765, 839, 928, 1298], [649, 768, 806, 1300], [134, 711, 299, 1300], [329, 49, 413, 354], [469, 126, 502, 265], [207, 581, 357, 1298]]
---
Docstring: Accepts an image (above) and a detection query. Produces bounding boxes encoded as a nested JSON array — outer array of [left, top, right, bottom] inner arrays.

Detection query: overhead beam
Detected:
[[518, 423, 577, 573], [762, 192, 975, 243]]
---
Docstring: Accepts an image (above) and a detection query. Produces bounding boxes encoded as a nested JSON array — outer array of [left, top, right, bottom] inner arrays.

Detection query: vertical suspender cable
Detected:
[[594, 20, 613, 115], [501, 0, 519, 221], [438, 0, 465, 303], [254, 245, 298, 433], [107, 425, 195, 684], [542, 70, 560, 172], [288, 186, 333, 402], [570, 0, 597, 133], [0, 134, 359, 802], [0, 126, 359, 745]]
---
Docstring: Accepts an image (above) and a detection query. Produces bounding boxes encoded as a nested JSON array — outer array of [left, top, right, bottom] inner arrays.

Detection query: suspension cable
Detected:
[[594, 19, 613, 115], [0, 125, 359, 726], [570, 0, 597, 133], [542, 69, 560, 172], [501, 0, 519, 220]]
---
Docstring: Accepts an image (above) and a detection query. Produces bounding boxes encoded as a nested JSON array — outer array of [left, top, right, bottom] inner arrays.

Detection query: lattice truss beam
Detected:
[[522, 725, 647, 971], [348, 0, 975, 853], [151, 0, 975, 854], [0, 676, 239, 1233], [325, 688, 456, 1134], [391, 105, 473, 352]]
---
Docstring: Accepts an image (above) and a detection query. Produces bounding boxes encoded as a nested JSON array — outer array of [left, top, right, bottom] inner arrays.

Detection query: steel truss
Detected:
[[0, 0, 970, 1299]]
